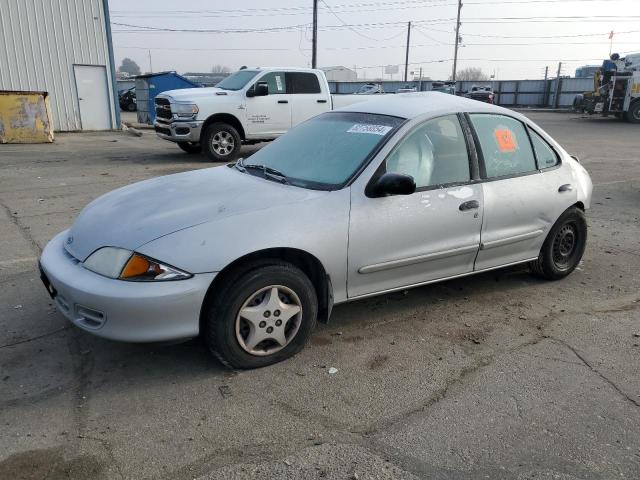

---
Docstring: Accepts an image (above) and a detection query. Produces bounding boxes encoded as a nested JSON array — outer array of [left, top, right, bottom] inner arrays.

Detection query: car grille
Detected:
[[155, 97, 172, 120]]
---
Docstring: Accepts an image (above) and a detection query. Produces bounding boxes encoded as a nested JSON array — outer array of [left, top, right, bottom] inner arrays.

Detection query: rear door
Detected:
[[287, 72, 329, 126], [348, 114, 483, 298], [469, 113, 577, 270], [245, 71, 291, 136]]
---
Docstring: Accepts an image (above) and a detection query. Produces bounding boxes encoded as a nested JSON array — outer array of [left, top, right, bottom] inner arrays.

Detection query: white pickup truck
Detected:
[[154, 67, 366, 161]]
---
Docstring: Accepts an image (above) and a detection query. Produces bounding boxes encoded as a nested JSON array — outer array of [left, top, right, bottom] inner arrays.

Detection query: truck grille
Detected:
[[155, 97, 172, 120]]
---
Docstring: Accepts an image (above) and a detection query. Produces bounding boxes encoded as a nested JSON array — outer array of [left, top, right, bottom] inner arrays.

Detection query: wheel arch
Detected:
[[201, 113, 246, 140], [200, 247, 333, 334]]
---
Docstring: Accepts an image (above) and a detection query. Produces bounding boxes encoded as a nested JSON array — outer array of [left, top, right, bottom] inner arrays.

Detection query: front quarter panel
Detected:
[[135, 187, 351, 303]]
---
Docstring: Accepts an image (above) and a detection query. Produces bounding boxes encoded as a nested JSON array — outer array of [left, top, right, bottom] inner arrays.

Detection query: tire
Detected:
[[625, 101, 640, 124], [126, 102, 136, 112], [202, 122, 241, 162], [529, 207, 587, 280], [203, 262, 318, 369], [177, 142, 202, 154]]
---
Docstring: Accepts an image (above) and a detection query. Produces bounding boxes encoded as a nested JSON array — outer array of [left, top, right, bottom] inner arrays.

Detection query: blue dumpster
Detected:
[[135, 71, 201, 124]]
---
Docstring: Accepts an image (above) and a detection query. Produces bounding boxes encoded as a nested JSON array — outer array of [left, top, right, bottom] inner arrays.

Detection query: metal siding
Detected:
[[0, 0, 117, 131]]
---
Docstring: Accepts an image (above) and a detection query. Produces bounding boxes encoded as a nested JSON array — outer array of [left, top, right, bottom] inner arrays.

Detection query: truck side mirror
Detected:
[[254, 82, 269, 97]]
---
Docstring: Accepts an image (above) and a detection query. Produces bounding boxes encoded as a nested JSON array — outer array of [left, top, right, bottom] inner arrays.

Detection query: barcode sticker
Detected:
[[347, 124, 393, 135]]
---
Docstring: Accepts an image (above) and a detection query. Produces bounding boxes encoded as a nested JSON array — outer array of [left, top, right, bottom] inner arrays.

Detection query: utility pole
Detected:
[[451, 0, 462, 81], [312, 0, 318, 68], [404, 22, 411, 82], [148, 49, 153, 73], [553, 62, 562, 108]]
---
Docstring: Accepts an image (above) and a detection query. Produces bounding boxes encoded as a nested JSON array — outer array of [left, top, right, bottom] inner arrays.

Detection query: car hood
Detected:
[[65, 166, 325, 261], [160, 87, 235, 102]]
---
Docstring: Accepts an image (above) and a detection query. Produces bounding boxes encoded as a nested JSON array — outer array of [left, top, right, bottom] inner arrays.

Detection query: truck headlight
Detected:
[[173, 103, 199, 118], [83, 247, 192, 281]]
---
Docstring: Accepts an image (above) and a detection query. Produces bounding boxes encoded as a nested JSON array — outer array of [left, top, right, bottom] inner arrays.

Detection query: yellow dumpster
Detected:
[[0, 91, 54, 143]]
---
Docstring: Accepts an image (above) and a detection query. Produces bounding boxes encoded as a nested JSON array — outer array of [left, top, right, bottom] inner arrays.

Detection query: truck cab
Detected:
[[154, 68, 333, 161]]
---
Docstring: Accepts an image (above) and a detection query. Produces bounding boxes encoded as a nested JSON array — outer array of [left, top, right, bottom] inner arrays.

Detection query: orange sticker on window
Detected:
[[494, 128, 517, 153]]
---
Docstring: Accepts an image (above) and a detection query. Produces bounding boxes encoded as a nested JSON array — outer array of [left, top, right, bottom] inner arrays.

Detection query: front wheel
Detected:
[[203, 262, 318, 369], [177, 142, 202, 154], [529, 207, 587, 280], [202, 122, 241, 162]]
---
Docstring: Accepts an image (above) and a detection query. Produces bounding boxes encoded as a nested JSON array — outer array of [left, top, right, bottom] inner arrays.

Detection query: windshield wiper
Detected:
[[237, 159, 289, 184]]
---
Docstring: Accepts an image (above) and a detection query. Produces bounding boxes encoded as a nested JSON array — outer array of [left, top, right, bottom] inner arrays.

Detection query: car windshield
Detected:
[[240, 112, 404, 190], [216, 70, 259, 91]]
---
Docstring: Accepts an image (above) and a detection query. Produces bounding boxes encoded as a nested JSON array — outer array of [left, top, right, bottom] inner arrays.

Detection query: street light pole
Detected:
[[451, 0, 462, 81]]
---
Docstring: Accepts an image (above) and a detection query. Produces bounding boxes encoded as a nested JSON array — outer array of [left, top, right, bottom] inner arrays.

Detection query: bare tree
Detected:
[[211, 64, 231, 74], [450, 67, 489, 81]]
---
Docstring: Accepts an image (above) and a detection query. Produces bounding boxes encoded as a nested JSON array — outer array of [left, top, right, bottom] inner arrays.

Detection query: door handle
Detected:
[[459, 200, 480, 211], [317, 99, 327, 103], [558, 184, 573, 192], [277, 100, 288, 104]]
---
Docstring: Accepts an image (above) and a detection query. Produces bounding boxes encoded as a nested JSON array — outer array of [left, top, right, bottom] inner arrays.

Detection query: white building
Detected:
[[321, 66, 358, 82], [0, 0, 120, 131]]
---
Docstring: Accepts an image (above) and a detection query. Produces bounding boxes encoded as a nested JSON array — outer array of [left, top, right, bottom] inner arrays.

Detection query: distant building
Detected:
[[0, 0, 120, 131], [321, 66, 357, 82], [575, 65, 600, 78]]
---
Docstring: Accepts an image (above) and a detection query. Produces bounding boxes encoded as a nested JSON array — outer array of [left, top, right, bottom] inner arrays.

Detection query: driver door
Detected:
[[347, 114, 483, 298], [245, 71, 292, 137]]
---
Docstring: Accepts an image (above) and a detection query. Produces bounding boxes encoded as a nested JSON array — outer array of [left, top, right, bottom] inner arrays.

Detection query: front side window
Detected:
[[529, 129, 559, 169], [384, 115, 470, 189], [287, 72, 321, 94], [469, 114, 537, 178], [241, 112, 404, 189], [258, 72, 286, 94], [216, 70, 259, 91]]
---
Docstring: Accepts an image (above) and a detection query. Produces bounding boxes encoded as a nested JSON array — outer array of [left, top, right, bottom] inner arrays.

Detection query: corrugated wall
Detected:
[[0, 0, 118, 131]]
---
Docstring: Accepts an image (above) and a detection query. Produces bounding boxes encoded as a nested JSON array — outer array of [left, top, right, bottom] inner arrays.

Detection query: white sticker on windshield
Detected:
[[347, 124, 393, 135]]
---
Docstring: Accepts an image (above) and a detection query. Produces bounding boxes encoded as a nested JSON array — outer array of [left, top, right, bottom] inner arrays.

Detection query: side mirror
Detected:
[[254, 82, 269, 97], [368, 172, 416, 197]]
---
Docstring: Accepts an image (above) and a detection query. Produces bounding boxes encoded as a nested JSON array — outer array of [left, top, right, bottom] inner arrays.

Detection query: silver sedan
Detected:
[[40, 93, 593, 368]]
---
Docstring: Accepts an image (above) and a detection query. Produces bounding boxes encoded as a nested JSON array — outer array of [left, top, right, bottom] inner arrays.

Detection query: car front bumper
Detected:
[[39, 231, 216, 342], [154, 119, 204, 143]]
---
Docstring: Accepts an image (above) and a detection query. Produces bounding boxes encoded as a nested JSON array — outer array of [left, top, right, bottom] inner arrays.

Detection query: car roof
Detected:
[[337, 91, 511, 119]]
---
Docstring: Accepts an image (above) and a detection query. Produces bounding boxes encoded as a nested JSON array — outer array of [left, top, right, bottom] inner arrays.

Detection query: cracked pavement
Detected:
[[1, 112, 639, 479]]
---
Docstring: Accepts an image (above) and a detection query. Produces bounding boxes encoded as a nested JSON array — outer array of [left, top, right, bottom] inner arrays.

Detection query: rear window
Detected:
[[469, 114, 537, 178], [287, 72, 321, 94], [529, 129, 560, 169]]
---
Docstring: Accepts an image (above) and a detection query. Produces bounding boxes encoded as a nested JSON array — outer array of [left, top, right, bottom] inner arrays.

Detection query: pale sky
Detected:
[[109, 0, 640, 81]]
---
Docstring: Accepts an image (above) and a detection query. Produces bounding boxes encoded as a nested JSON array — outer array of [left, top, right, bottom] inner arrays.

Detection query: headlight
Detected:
[[172, 103, 199, 118], [83, 248, 191, 281]]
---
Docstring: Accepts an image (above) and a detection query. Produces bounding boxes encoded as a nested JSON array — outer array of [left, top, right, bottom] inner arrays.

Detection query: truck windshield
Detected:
[[216, 70, 259, 91], [239, 112, 405, 190]]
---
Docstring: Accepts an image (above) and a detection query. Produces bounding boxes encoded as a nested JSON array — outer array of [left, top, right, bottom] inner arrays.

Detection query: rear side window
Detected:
[[287, 72, 321, 94], [469, 114, 537, 178], [529, 129, 559, 169]]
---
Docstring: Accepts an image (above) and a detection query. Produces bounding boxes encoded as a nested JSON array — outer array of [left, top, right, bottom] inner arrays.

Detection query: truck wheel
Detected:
[[203, 262, 318, 369], [177, 142, 202, 154], [126, 102, 136, 112], [202, 122, 241, 162], [529, 207, 587, 280], [625, 101, 640, 124]]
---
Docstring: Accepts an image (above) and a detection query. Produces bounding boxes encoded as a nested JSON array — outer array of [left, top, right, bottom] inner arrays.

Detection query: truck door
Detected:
[[287, 72, 329, 126], [245, 71, 292, 137]]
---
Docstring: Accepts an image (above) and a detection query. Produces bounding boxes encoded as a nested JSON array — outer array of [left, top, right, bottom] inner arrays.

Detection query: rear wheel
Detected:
[[203, 262, 318, 369], [202, 122, 241, 162], [529, 207, 587, 280], [624, 101, 640, 124], [177, 142, 202, 154]]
